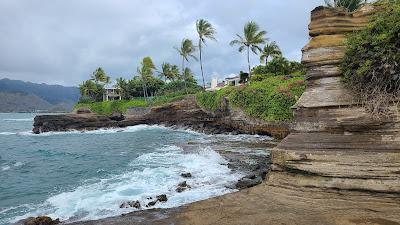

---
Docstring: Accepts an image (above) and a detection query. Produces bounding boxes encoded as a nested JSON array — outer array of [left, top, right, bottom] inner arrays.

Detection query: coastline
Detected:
[[32, 96, 291, 139]]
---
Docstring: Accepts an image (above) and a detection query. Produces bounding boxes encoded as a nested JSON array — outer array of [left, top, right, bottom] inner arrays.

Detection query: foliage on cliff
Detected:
[[74, 99, 147, 115], [196, 75, 306, 121], [342, 0, 400, 116]]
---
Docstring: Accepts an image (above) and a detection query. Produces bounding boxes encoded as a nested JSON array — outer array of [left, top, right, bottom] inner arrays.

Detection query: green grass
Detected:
[[196, 75, 306, 122], [74, 99, 148, 115]]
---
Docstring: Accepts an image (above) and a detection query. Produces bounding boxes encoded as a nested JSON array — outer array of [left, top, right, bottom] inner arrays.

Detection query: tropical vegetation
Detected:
[[324, 0, 367, 12], [76, 19, 307, 121], [230, 21, 267, 78], [196, 19, 217, 89], [341, 0, 400, 116]]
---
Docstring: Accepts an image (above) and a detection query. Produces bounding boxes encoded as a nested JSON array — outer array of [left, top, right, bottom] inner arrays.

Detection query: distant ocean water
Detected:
[[0, 113, 270, 225]]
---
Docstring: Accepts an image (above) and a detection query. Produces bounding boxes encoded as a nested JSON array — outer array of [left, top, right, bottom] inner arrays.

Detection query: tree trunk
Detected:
[[182, 57, 188, 94], [265, 57, 268, 65], [199, 40, 206, 89], [247, 46, 251, 80]]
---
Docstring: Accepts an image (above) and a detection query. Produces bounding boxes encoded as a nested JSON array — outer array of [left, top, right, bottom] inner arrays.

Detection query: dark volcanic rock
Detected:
[[109, 112, 125, 121], [32, 96, 290, 139], [181, 172, 192, 178], [156, 194, 168, 202], [236, 175, 263, 189], [75, 107, 92, 114], [120, 200, 141, 209], [17, 216, 60, 225], [176, 181, 191, 193], [146, 194, 168, 208]]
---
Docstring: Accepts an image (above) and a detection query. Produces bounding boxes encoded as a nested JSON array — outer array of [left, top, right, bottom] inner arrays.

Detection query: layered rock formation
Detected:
[[270, 5, 400, 193], [33, 96, 289, 139]]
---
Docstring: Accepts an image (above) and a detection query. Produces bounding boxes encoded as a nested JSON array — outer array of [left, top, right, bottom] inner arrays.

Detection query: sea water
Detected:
[[0, 113, 270, 225]]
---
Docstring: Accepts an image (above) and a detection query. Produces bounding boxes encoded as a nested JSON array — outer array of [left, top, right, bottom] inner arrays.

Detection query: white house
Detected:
[[103, 85, 122, 101], [225, 75, 240, 87]]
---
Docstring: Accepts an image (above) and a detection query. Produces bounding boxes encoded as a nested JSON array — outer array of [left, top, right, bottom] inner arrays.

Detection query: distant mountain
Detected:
[[0, 78, 80, 112]]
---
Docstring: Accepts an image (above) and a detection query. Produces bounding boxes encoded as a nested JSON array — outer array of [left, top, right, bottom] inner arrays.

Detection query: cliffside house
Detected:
[[103, 85, 122, 101], [225, 75, 240, 87]]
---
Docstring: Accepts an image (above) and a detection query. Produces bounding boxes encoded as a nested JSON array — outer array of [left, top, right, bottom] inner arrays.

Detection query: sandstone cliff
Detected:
[[269, 5, 400, 193]]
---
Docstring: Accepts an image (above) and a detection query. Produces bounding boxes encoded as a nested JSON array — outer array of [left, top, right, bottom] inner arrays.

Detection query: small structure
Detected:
[[225, 75, 240, 87], [206, 78, 226, 91], [103, 85, 122, 101]]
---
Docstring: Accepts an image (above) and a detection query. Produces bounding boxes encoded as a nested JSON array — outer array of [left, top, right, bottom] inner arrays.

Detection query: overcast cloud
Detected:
[[0, 0, 324, 86]]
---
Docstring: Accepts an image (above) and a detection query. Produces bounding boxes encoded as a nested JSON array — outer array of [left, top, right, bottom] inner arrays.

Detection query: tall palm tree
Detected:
[[91, 67, 110, 84], [230, 21, 267, 79], [196, 19, 217, 89], [325, 0, 365, 12], [175, 39, 198, 93], [260, 41, 282, 65]]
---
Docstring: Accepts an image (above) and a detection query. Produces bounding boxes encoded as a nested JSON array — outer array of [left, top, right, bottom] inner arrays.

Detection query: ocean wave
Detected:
[[0, 125, 170, 137], [3, 118, 34, 122], [10, 145, 241, 223]]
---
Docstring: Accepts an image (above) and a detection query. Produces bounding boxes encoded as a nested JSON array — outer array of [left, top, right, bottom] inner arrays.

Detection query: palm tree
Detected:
[[324, 0, 365, 12], [91, 67, 110, 84], [260, 41, 282, 65], [230, 21, 267, 79], [196, 19, 217, 89], [175, 39, 198, 93]]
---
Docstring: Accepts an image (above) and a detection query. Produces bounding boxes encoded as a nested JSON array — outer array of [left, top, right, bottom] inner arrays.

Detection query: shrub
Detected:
[[74, 99, 148, 115], [341, 0, 400, 117], [196, 76, 306, 121]]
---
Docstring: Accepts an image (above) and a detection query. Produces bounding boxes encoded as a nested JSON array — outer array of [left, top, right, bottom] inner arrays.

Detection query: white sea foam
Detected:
[[3, 118, 34, 122], [0, 125, 169, 137], [1, 165, 10, 171], [11, 145, 241, 223]]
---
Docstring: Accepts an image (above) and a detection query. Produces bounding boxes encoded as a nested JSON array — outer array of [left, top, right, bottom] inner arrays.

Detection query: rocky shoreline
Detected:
[[32, 96, 290, 139], [15, 133, 275, 225]]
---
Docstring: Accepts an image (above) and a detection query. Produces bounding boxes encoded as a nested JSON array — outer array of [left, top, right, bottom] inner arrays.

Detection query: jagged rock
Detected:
[[181, 172, 192, 178], [109, 112, 125, 121], [22, 216, 60, 225], [176, 181, 191, 193], [129, 200, 141, 209], [156, 194, 168, 202], [32, 96, 290, 139], [75, 107, 92, 114], [236, 175, 262, 190], [145, 194, 168, 208], [120, 200, 141, 209]]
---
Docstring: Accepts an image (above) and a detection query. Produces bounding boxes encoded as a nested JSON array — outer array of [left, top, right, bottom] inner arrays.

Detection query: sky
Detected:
[[0, 0, 325, 86]]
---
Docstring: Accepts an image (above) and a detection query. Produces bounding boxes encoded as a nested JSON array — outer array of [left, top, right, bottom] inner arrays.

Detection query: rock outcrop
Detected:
[[33, 96, 289, 139], [269, 5, 400, 194]]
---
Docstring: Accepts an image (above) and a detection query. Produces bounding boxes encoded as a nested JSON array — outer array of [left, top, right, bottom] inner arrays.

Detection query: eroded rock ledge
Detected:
[[33, 96, 290, 139]]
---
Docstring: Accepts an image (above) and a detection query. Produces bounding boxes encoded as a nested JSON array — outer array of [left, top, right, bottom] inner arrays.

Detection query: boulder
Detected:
[[75, 107, 92, 114], [23, 216, 60, 225], [181, 172, 192, 178], [146, 194, 168, 208], [176, 181, 191, 193], [156, 194, 168, 202], [236, 176, 262, 190], [109, 112, 125, 121], [120, 200, 141, 209]]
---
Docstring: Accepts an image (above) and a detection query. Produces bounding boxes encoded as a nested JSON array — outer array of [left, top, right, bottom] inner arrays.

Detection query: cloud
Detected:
[[0, 0, 324, 86]]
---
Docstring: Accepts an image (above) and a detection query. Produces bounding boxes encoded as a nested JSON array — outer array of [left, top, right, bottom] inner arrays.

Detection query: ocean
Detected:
[[0, 113, 271, 225]]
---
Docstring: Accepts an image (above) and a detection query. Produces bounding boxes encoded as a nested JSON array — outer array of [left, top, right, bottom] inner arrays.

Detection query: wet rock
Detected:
[[22, 216, 60, 225], [236, 176, 262, 190], [109, 112, 125, 121], [181, 172, 192, 178], [145, 194, 168, 208], [156, 194, 168, 202], [120, 200, 141, 209], [129, 200, 141, 209], [176, 181, 191, 193], [75, 107, 92, 114]]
